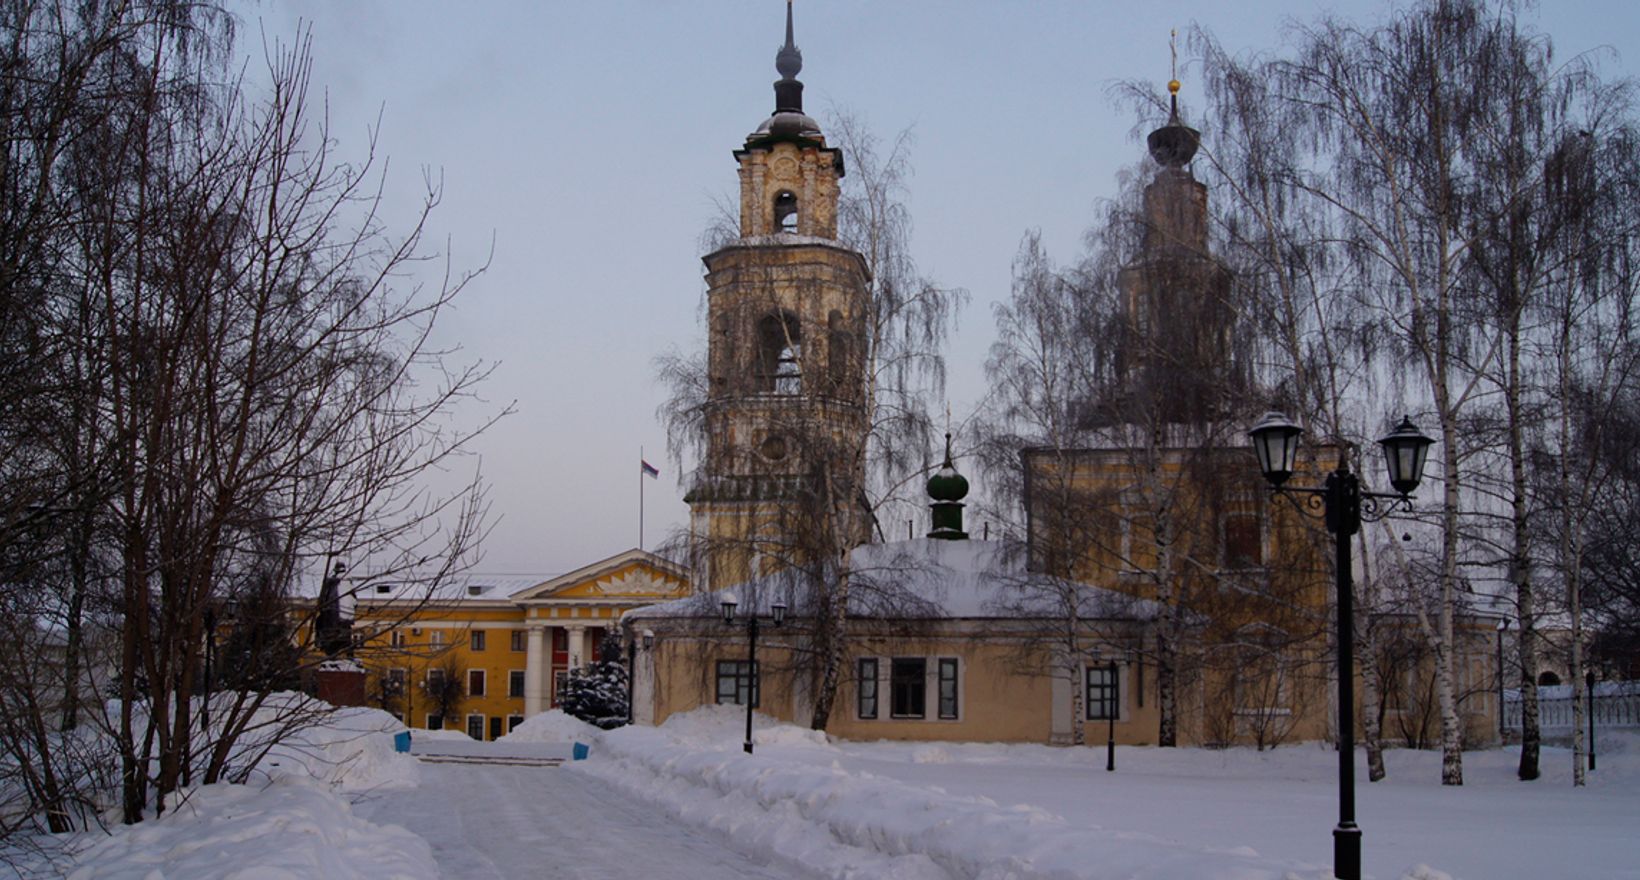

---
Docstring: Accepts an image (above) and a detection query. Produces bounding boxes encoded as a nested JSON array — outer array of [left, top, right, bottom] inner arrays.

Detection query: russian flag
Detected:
[[641, 459, 660, 479]]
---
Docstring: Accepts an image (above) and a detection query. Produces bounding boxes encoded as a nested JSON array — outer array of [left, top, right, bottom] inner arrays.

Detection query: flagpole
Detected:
[[639, 446, 645, 551]]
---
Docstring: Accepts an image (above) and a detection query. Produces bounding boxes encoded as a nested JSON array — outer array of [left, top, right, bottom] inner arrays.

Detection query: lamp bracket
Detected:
[[1267, 480, 1414, 534]]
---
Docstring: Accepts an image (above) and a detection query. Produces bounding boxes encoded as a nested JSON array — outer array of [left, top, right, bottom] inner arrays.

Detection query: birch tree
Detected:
[[1, 4, 497, 830]]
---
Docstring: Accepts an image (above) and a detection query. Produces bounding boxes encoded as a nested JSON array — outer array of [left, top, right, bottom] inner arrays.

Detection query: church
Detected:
[[349, 4, 1503, 750], [624, 4, 1504, 749]]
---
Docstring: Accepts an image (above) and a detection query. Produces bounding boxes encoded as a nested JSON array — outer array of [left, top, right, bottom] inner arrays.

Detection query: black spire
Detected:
[[773, 0, 804, 114], [1147, 33, 1199, 168]]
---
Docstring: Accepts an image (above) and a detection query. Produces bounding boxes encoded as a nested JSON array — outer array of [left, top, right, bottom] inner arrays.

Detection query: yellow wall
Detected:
[[642, 623, 1166, 746]]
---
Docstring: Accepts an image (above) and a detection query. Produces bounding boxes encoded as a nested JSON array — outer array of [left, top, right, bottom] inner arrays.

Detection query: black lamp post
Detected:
[[1249, 411, 1433, 880], [720, 594, 787, 755], [626, 630, 638, 724], [1587, 669, 1597, 772], [1496, 618, 1508, 740], [203, 604, 217, 732], [626, 628, 655, 725]]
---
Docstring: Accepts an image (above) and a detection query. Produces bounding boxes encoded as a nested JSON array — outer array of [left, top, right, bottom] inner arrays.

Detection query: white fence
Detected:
[[1502, 681, 1640, 732]]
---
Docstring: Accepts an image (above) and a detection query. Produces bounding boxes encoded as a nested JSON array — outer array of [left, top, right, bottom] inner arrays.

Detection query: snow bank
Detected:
[[62, 776, 436, 880], [496, 709, 601, 745], [257, 702, 420, 793], [651, 703, 833, 750], [578, 710, 1328, 880]]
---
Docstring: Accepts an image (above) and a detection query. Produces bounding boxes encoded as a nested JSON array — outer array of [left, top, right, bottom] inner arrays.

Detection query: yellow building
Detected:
[[632, 484, 1179, 746], [349, 549, 688, 739]]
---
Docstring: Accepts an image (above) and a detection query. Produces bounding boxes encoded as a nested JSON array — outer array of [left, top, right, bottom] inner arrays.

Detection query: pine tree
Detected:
[[560, 639, 630, 729]]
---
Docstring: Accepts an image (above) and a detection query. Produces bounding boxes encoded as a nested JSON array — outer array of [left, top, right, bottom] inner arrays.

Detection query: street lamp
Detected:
[[1090, 647, 1118, 772], [1248, 411, 1433, 880], [1587, 669, 1597, 772], [1496, 618, 1509, 741], [626, 628, 656, 725], [720, 594, 787, 754]]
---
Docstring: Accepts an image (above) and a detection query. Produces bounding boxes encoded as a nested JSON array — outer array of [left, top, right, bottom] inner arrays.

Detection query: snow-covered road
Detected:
[[352, 759, 789, 880]]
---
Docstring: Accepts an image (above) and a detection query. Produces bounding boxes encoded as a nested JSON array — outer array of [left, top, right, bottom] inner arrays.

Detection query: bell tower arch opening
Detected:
[[774, 190, 800, 233], [756, 311, 803, 395]]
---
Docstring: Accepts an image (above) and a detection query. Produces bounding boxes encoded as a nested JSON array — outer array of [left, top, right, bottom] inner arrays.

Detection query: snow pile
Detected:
[[579, 711, 1328, 880], [650, 703, 833, 750], [259, 701, 419, 789], [62, 776, 437, 880], [496, 709, 601, 744]]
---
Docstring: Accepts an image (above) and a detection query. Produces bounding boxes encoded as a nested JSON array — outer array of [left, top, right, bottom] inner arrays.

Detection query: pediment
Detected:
[[511, 549, 689, 603]]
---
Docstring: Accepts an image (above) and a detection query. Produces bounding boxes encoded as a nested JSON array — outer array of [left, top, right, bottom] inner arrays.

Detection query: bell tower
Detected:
[[1108, 76, 1243, 426], [686, 2, 872, 591]]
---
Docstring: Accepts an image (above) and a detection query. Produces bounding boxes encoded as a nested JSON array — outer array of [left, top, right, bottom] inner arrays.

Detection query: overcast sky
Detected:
[[250, 1, 1640, 578]]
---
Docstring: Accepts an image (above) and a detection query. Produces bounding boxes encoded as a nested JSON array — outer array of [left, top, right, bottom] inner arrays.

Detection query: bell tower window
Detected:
[[774, 191, 799, 233], [756, 312, 803, 395], [827, 310, 852, 394]]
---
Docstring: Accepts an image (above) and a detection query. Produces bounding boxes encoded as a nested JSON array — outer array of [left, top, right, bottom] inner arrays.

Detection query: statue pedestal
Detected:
[[315, 660, 367, 707]]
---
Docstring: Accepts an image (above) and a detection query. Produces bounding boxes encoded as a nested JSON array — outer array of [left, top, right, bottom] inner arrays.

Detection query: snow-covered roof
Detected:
[[344, 572, 559, 607], [626, 538, 1165, 623]]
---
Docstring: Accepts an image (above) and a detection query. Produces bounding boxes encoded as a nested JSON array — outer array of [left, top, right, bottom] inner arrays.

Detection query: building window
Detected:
[[553, 670, 568, 706], [1223, 512, 1263, 569], [390, 630, 405, 648], [508, 715, 524, 732], [511, 630, 526, 652], [470, 630, 486, 651], [429, 630, 445, 647], [857, 658, 879, 719], [715, 660, 758, 707], [468, 669, 486, 697], [1086, 665, 1119, 721], [426, 714, 444, 731], [891, 658, 926, 719], [466, 714, 485, 741], [386, 667, 407, 697], [509, 669, 526, 698], [938, 658, 959, 720], [426, 667, 445, 692]]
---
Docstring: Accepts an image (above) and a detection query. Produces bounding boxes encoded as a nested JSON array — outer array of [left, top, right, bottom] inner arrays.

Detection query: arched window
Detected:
[[827, 310, 852, 393], [774, 191, 799, 233], [756, 312, 802, 394], [1538, 671, 1561, 687]]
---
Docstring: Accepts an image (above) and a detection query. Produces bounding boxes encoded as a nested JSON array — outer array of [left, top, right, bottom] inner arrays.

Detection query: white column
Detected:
[[524, 623, 546, 717], [567, 625, 586, 670]]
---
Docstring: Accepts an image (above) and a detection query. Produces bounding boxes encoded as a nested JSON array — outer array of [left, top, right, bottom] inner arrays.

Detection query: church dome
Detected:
[[755, 110, 822, 139], [1147, 78, 1199, 168], [926, 433, 969, 502], [927, 463, 969, 503]]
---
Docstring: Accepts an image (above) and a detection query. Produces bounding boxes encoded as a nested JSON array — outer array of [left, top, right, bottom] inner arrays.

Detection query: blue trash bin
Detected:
[[393, 731, 412, 753], [572, 742, 589, 761]]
